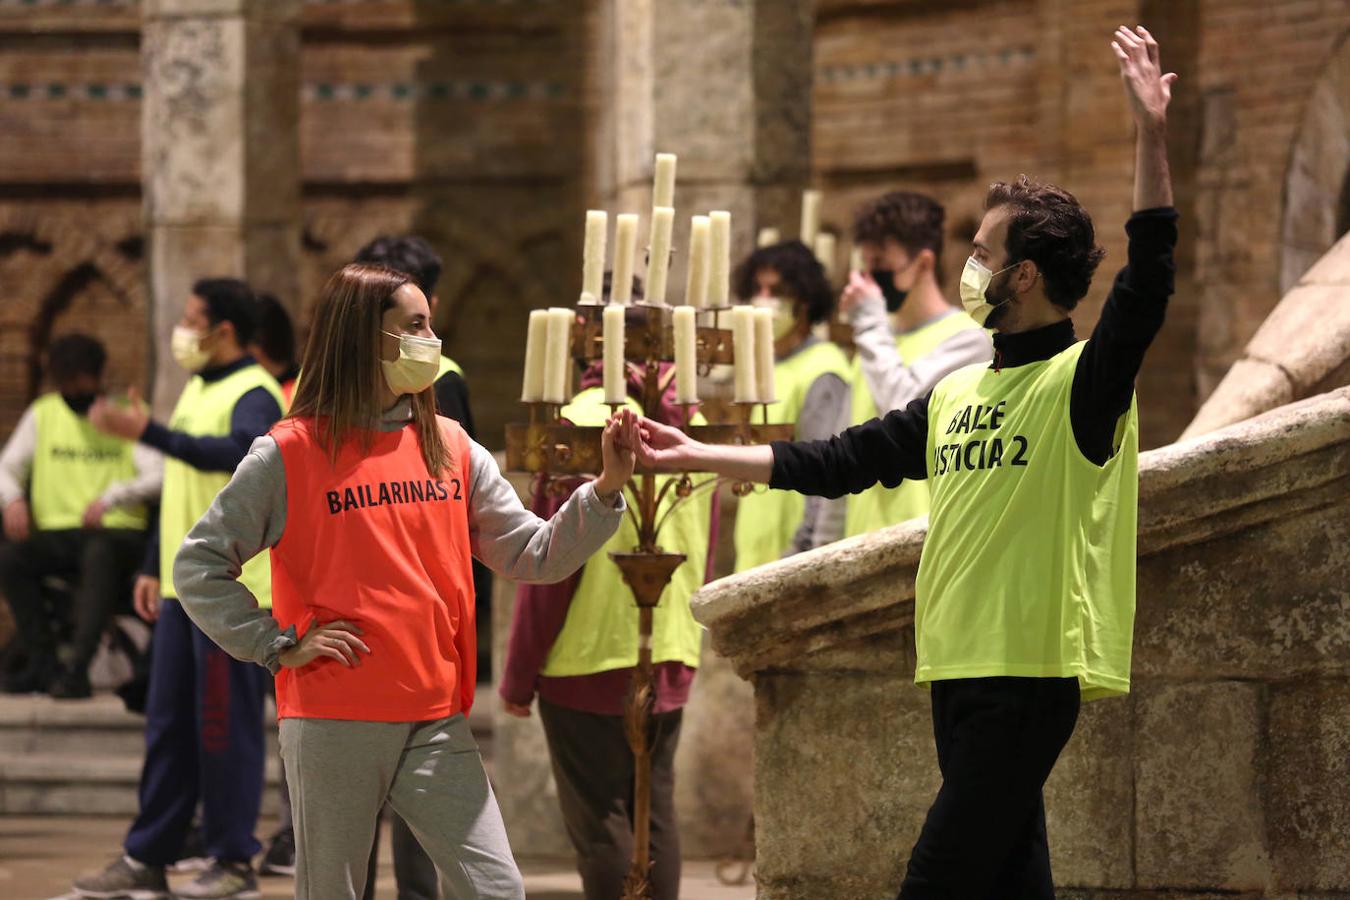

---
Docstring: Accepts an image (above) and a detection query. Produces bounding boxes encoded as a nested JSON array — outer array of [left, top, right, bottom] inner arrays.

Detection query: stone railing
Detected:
[[692, 387, 1350, 899]]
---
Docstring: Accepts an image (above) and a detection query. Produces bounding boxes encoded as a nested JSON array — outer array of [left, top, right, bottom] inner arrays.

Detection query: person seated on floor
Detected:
[[0, 333, 161, 699]]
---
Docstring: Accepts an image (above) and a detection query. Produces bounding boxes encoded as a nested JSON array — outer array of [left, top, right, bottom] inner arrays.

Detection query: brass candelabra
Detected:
[[506, 301, 792, 899]]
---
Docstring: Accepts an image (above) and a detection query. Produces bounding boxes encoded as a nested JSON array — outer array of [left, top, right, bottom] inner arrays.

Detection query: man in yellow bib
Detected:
[[730, 240, 851, 571], [80, 278, 283, 900], [621, 28, 1177, 897], [0, 334, 160, 699], [832, 192, 991, 542]]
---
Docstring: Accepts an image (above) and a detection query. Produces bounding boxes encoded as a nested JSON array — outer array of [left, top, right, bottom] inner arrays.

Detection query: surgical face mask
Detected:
[[871, 269, 909, 313], [381, 331, 442, 396], [62, 392, 98, 416], [171, 325, 212, 372], [959, 257, 1019, 327]]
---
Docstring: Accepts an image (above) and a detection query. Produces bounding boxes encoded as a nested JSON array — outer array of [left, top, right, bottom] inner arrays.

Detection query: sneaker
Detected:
[[169, 824, 211, 874], [2, 659, 54, 694], [258, 828, 295, 877], [174, 860, 261, 899], [49, 665, 93, 700], [72, 855, 170, 899]]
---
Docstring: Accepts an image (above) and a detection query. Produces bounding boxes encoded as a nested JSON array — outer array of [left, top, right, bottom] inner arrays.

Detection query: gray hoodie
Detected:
[[173, 400, 625, 673]]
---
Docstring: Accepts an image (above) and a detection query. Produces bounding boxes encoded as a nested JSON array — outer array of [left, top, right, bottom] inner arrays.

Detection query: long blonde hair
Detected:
[[289, 263, 450, 476]]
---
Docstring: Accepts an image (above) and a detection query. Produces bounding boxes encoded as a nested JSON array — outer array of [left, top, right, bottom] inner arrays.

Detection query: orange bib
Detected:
[[270, 416, 475, 722]]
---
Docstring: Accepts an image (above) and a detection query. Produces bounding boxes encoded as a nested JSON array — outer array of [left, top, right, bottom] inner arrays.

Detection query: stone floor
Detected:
[[0, 815, 757, 899]]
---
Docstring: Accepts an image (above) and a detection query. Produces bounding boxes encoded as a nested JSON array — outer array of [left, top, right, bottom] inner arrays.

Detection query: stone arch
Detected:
[[1279, 28, 1350, 295]]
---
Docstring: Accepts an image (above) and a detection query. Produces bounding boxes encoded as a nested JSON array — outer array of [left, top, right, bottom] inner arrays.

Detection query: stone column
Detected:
[[141, 0, 301, 416]]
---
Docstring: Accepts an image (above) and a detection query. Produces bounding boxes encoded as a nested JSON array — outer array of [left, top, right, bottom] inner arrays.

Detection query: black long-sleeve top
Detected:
[[771, 207, 1179, 497]]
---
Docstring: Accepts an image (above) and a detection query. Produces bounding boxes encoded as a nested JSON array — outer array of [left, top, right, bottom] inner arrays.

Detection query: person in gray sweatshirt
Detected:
[[168, 263, 634, 900]]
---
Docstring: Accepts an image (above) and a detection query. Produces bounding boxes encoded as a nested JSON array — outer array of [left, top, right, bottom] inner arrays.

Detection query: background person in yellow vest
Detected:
[[500, 274, 715, 900], [619, 28, 1178, 897], [250, 293, 301, 409], [353, 233, 489, 900], [79, 278, 284, 900], [0, 334, 160, 699], [828, 191, 992, 544], [729, 241, 851, 571]]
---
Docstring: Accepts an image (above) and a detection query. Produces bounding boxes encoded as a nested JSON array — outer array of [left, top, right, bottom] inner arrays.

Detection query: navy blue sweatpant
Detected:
[[124, 597, 267, 866]]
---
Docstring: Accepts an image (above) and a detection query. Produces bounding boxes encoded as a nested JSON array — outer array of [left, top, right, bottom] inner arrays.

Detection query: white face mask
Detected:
[[381, 331, 442, 396], [171, 325, 212, 372], [959, 257, 1018, 327]]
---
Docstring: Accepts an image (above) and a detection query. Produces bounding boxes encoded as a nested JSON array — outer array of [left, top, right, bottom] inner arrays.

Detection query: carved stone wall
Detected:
[[692, 387, 1350, 898]]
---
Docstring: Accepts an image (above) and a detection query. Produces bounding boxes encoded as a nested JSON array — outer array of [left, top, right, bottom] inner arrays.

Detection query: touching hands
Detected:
[[611, 409, 698, 473], [594, 412, 638, 501], [1112, 25, 1176, 131]]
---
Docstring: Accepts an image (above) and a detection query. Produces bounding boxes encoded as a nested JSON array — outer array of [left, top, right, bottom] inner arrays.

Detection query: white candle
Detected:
[[672, 305, 698, 404], [756, 227, 780, 248], [708, 210, 731, 307], [753, 306, 777, 405], [814, 232, 837, 283], [849, 245, 864, 275], [646, 206, 675, 305], [611, 213, 639, 305], [684, 215, 711, 308], [731, 305, 758, 403], [521, 309, 549, 402], [653, 153, 677, 209], [800, 189, 821, 246], [542, 307, 573, 404], [578, 291, 598, 305], [582, 210, 607, 300], [603, 304, 627, 405]]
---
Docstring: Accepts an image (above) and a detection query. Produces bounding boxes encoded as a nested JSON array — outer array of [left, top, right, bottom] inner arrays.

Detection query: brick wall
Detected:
[[2, 0, 1347, 450], [811, 0, 1350, 449], [0, 0, 584, 448]]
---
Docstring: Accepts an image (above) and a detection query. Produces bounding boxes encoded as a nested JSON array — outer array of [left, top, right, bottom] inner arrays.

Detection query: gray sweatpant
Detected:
[[278, 714, 524, 900]]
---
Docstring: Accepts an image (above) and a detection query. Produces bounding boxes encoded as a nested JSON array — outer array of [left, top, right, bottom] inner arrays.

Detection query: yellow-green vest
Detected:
[[917, 341, 1138, 700], [540, 388, 708, 677], [30, 393, 147, 531], [161, 365, 283, 605], [734, 340, 851, 572], [845, 311, 983, 537]]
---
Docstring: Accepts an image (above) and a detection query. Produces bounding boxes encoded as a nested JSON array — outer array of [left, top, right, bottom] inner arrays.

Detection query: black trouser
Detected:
[[0, 528, 144, 672], [539, 699, 683, 900], [364, 808, 440, 900], [898, 677, 1081, 900]]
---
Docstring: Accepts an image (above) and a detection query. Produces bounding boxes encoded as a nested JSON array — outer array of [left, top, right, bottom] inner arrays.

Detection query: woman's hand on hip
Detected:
[[278, 620, 371, 669]]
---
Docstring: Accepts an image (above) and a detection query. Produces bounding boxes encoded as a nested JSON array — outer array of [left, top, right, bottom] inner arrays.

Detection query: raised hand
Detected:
[[595, 413, 636, 500], [1112, 25, 1176, 130], [839, 270, 882, 317], [90, 387, 150, 442], [627, 411, 698, 473]]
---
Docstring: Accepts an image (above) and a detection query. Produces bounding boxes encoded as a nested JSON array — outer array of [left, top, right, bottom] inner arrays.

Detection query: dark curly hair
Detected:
[[985, 176, 1106, 311], [354, 235, 442, 297], [852, 191, 945, 266], [732, 241, 833, 325]]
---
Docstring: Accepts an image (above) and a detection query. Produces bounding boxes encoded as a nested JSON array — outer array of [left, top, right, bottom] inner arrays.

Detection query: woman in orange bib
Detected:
[[174, 264, 633, 899]]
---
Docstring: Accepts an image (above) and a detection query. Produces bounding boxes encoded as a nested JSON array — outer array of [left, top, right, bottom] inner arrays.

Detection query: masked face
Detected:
[[959, 257, 1020, 327], [870, 268, 909, 313], [62, 392, 98, 416], [171, 324, 213, 372], [381, 331, 442, 396]]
